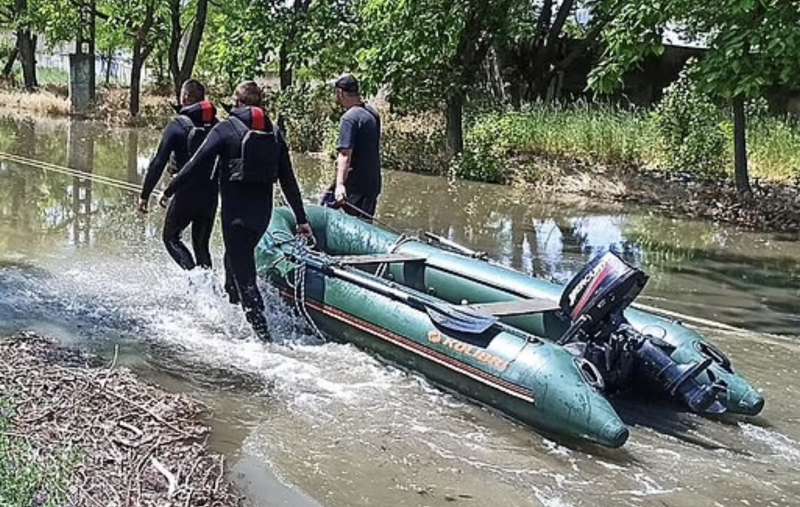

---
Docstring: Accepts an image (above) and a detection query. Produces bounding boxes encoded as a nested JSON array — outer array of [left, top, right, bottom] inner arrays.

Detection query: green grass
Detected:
[[455, 102, 800, 184], [498, 102, 659, 166], [0, 404, 74, 507], [746, 116, 800, 182]]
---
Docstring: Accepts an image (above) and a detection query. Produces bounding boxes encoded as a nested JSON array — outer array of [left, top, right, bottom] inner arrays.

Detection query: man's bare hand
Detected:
[[137, 198, 149, 213], [297, 223, 313, 239], [334, 183, 347, 204], [159, 194, 170, 209]]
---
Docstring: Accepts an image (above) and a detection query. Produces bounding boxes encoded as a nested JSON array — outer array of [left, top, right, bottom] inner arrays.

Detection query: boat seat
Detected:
[[466, 298, 560, 317], [334, 253, 427, 266]]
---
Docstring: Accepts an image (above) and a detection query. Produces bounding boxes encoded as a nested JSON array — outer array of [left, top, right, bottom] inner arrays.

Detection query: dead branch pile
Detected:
[[0, 332, 243, 507]]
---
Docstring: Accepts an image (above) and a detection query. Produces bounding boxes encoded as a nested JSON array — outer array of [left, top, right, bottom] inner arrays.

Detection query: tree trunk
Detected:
[[179, 0, 208, 83], [104, 48, 113, 85], [168, 0, 182, 102], [279, 43, 292, 90], [130, 46, 144, 116], [89, 0, 96, 100], [446, 91, 465, 156], [1, 47, 17, 78], [129, 2, 157, 116], [732, 97, 752, 197], [169, 0, 209, 101], [18, 31, 37, 91]]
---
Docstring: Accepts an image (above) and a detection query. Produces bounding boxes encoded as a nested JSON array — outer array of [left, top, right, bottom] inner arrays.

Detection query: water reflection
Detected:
[[0, 114, 798, 336], [67, 121, 94, 245], [1, 113, 800, 507]]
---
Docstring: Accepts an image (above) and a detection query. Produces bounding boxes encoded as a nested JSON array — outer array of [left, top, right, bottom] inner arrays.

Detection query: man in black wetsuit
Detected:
[[322, 73, 382, 221], [138, 79, 218, 270], [163, 81, 312, 341]]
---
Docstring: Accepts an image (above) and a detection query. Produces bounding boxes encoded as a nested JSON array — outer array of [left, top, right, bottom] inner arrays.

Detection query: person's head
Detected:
[[180, 79, 206, 106], [234, 80, 263, 108], [333, 73, 361, 107]]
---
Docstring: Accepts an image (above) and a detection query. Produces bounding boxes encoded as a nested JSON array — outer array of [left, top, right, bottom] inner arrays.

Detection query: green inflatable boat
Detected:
[[257, 205, 764, 448]]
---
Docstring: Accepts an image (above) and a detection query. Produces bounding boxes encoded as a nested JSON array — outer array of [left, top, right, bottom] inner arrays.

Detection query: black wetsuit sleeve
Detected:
[[164, 124, 225, 198], [140, 121, 182, 200], [276, 131, 308, 225]]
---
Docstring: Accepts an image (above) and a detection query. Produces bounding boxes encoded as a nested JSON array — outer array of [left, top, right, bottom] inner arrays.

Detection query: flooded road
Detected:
[[1, 115, 799, 506]]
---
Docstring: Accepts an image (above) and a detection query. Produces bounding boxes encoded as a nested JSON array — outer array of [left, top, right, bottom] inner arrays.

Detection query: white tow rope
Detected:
[[267, 231, 328, 341]]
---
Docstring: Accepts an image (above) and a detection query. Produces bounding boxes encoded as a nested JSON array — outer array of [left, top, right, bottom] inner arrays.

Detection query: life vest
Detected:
[[227, 108, 279, 184], [168, 101, 216, 174]]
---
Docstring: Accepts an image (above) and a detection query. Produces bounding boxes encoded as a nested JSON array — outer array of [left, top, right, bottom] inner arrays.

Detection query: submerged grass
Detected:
[[0, 89, 70, 117]]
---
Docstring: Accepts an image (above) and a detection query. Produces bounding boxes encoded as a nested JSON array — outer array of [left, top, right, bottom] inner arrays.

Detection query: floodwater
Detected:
[[1, 115, 799, 507]]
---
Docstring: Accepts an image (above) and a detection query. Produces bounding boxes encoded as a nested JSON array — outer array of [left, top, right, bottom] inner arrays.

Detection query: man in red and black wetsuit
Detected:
[[163, 81, 311, 341], [138, 79, 219, 270]]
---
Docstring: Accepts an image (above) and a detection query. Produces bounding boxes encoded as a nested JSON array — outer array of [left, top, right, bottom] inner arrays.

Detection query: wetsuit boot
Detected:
[[241, 285, 270, 341]]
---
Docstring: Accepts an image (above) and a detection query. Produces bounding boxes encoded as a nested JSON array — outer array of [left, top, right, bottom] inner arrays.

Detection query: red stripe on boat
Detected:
[[279, 290, 536, 404]]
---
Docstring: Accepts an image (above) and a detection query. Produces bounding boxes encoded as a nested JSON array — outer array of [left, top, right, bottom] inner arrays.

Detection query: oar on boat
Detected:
[[298, 251, 498, 335]]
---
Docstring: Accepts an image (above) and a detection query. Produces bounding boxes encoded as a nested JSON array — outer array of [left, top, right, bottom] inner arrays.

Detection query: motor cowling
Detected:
[[558, 251, 648, 345], [559, 251, 727, 414]]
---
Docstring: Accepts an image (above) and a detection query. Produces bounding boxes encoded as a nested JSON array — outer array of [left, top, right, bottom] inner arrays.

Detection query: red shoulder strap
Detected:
[[201, 101, 214, 124], [251, 107, 266, 131]]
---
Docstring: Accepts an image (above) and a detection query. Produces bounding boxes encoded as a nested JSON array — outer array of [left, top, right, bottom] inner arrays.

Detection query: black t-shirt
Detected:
[[337, 104, 382, 197]]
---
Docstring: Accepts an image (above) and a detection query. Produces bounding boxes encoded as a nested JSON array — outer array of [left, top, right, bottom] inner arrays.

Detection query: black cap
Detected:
[[333, 73, 359, 93]]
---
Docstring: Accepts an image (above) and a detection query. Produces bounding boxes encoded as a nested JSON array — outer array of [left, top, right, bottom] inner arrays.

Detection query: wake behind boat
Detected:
[[257, 205, 764, 448]]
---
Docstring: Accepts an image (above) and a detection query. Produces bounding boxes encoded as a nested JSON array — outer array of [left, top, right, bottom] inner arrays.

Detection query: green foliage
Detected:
[[746, 114, 800, 182], [381, 112, 450, 175], [28, 0, 82, 46], [197, 0, 360, 92], [0, 405, 74, 507], [453, 115, 511, 183], [268, 83, 339, 153], [651, 66, 726, 176], [449, 102, 800, 185], [358, 0, 512, 110], [590, 0, 800, 100], [454, 102, 660, 182]]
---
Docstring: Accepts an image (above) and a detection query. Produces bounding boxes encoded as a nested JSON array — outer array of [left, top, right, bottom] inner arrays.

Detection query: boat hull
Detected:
[[256, 206, 763, 447]]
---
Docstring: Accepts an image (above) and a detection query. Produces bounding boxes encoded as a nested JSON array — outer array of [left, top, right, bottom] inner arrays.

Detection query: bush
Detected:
[[268, 83, 338, 153], [651, 67, 727, 177], [381, 112, 450, 175], [453, 113, 510, 183]]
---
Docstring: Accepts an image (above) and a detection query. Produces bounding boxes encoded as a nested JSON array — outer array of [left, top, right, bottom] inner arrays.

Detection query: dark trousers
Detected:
[[342, 193, 379, 222], [222, 223, 269, 337], [162, 194, 217, 270]]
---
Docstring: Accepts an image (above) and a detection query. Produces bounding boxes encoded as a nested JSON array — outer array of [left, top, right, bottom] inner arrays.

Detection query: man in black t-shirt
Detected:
[[323, 73, 382, 220]]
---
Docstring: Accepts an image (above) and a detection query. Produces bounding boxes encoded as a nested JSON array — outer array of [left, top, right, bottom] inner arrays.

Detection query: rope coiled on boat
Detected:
[[267, 230, 328, 341]]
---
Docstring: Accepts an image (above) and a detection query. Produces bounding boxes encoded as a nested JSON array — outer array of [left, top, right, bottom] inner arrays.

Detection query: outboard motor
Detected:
[[559, 251, 726, 414]]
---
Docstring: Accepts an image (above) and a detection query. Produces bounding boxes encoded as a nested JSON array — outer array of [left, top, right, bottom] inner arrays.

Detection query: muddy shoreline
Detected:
[[0, 332, 242, 506], [508, 154, 800, 234]]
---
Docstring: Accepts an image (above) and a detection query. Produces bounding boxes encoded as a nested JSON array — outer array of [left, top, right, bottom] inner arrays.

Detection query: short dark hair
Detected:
[[334, 73, 360, 95], [235, 81, 263, 107], [181, 79, 206, 103]]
